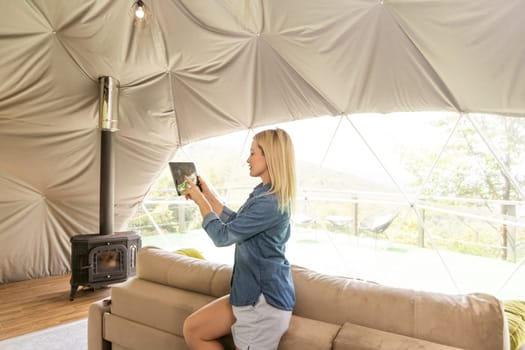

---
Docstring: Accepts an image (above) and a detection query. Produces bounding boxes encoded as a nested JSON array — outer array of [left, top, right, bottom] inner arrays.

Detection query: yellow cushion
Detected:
[[174, 247, 205, 260], [504, 300, 525, 350]]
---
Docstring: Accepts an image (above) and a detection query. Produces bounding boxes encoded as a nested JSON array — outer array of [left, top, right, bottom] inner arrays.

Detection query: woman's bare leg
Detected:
[[183, 294, 236, 350]]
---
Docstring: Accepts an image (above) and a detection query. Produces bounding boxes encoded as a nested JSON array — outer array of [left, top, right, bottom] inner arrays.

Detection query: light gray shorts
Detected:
[[231, 294, 292, 350]]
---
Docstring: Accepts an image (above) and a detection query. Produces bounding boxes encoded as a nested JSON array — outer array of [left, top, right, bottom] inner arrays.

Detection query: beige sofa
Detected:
[[88, 246, 510, 350]]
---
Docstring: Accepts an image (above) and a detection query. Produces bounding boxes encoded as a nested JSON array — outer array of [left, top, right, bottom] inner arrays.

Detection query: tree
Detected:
[[405, 114, 525, 260]]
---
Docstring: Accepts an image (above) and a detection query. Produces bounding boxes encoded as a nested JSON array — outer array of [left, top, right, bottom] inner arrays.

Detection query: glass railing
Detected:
[[126, 188, 524, 300]]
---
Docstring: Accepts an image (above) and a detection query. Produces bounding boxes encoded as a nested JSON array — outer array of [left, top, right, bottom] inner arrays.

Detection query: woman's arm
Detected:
[[198, 176, 224, 215], [203, 194, 283, 247]]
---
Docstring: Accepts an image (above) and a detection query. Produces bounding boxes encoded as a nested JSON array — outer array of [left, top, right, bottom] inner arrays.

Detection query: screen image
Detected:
[[169, 162, 198, 196]]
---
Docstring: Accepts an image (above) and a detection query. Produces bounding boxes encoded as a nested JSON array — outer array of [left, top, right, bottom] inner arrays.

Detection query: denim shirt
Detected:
[[202, 183, 295, 311]]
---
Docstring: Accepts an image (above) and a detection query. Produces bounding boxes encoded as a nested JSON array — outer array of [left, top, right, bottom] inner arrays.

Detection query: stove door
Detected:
[[88, 244, 127, 283]]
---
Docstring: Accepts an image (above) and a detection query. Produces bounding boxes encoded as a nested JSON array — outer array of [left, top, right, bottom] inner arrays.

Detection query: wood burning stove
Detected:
[[69, 232, 140, 300], [69, 76, 142, 300]]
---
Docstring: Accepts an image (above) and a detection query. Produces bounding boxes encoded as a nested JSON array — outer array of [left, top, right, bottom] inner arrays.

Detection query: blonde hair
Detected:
[[253, 128, 296, 213]]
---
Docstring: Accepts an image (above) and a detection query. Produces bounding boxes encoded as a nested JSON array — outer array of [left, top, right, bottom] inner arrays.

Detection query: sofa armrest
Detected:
[[88, 299, 112, 350], [279, 315, 340, 350], [333, 322, 464, 350]]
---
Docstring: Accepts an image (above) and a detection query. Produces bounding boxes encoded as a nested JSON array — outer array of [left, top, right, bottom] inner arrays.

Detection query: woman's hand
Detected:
[[194, 175, 225, 216], [196, 175, 211, 196], [184, 175, 212, 217], [184, 176, 203, 201]]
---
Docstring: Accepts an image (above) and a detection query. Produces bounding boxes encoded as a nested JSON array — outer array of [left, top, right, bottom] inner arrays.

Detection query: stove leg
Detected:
[[69, 284, 78, 301]]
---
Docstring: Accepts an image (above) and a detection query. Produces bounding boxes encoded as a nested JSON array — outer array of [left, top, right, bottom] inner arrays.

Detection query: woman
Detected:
[[182, 128, 296, 350]]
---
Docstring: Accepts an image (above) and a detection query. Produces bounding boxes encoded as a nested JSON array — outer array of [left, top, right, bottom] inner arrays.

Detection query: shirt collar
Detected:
[[253, 182, 271, 195]]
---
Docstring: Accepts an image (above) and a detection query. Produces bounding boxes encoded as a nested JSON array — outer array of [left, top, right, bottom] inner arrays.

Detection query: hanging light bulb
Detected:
[[130, 0, 152, 26], [135, 4, 145, 19]]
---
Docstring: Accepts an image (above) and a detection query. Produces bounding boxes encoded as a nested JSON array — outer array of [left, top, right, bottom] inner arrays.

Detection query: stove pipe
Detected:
[[98, 76, 119, 235]]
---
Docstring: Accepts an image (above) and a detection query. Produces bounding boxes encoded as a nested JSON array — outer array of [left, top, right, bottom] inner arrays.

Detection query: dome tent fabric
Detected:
[[0, 0, 524, 283]]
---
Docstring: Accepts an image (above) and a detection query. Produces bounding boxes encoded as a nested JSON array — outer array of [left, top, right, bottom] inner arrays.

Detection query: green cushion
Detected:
[[504, 300, 525, 350], [174, 247, 205, 260]]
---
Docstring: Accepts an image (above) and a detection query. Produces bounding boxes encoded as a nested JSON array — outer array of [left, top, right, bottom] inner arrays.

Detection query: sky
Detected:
[[200, 112, 456, 188]]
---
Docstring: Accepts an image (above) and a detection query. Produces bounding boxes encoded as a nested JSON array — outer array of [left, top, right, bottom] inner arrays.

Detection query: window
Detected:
[[127, 113, 525, 300]]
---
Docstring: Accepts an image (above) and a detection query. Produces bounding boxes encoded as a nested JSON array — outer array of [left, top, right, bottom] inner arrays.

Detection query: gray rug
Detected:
[[0, 318, 87, 350]]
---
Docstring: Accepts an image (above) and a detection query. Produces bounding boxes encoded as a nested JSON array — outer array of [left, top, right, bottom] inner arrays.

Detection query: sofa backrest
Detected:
[[291, 265, 508, 350], [137, 247, 232, 297]]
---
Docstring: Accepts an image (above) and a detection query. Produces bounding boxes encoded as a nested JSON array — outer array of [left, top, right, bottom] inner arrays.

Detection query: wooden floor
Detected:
[[0, 274, 112, 341]]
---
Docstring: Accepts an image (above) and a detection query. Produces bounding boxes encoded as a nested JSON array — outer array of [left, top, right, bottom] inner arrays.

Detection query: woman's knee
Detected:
[[183, 313, 198, 343]]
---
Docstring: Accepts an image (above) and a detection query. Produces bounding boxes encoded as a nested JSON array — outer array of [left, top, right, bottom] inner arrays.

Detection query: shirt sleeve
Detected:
[[202, 205, 236, 227], [202, 195, 282, 247], [219, 206, 236, 222]]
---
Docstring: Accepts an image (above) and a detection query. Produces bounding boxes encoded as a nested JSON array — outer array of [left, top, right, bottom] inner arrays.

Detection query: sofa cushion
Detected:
[[111, 345, 129, 350], [110, 277, 216, 336], [137, 247, 232, 297], [291, 265, 507, 350], [104, 313, 189, 350], [333, 322, 464, 350], [279, 315, 340, 350]]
